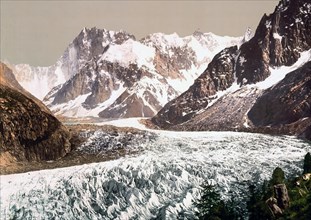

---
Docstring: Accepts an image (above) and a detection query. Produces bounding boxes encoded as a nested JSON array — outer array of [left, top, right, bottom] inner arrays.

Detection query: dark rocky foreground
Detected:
[[0, 85, 71, 162], [0, 123, 153, 175], [0, 63, 71, 169]]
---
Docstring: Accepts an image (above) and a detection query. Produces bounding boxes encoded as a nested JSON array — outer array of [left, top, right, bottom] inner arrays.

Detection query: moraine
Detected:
[[1, 127, 310, 219]]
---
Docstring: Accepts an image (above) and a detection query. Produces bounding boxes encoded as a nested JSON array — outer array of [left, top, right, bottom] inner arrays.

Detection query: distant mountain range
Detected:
[[4, 0, 311, 140], [9, 29, 247, 118]]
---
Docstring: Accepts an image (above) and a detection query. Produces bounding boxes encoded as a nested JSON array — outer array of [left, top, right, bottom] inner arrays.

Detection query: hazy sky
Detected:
[[1, 0, 279, 66]]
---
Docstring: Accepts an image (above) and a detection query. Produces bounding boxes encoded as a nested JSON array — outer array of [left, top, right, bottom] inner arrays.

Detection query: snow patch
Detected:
[[49, 93, 91, 117], [100, 39, 156, 70], [265, 20, 272, 29], [253, 49, 311, 90], [206, 82, 241, 109], [96, 117, 150, 130], [273, 33, 283, 41], [239, 56, 247, 65], [167, 65, 203, 94]]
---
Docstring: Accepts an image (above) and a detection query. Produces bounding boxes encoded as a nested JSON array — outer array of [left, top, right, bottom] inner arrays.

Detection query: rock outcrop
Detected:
[[266, 184, 290, 218], [0, 63, 71, 163], [274, 184, 290, 210]]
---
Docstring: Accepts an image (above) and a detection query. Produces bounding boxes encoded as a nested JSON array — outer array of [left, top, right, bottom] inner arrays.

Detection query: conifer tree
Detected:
[[303, 152, 311, 174]]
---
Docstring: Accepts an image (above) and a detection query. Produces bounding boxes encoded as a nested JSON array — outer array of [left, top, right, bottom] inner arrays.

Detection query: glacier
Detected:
[[1, 130, 310, 219]]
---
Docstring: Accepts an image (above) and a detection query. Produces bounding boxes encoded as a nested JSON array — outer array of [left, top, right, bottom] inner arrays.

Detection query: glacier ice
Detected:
[[1, 131, 310, 219]]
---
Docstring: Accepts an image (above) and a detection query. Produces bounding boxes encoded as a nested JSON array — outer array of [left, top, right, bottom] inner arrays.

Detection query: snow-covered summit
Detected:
[[11, 27, 243, 118]]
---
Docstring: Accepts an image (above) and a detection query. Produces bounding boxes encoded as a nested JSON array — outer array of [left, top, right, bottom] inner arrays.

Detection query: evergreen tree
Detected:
[[247, 182, 273, 220], [195, 184, 222, 219], [271, 167, 285, 185], [303, 152, 311, 174], [195, 184, 240, 220]]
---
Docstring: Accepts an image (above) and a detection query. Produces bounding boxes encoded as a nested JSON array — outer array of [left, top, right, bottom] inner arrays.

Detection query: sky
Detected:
[[1, 0, 279, 66]]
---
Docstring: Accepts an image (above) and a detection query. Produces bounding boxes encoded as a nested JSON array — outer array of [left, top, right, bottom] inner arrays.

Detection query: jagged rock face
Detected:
[[9, 28, 135, 100], [152, 47, 195, 79], [0, 63, 71, 162], [29, 29, 241, 118], [274, 184, 290, 210], [69, 27, 136, 71], [152, 46, 239, 128], [46, 60, 143, 106], [49, 64, 95, 105], [99, 91, 156, 118], [141, 34, 197, 79], [208, 46, 238, 91], [152, 0, 311, 134], [236, 0, 311, 85], [248, 61, 311, 126], [248, 61, 311, 137]]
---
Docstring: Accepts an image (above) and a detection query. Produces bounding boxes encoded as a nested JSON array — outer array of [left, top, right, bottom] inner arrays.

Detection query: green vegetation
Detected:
[[194, 183, 242, 220], [271, 167, 285, 185], [195, 152, 311, 220], [247, 181, 272, 220]]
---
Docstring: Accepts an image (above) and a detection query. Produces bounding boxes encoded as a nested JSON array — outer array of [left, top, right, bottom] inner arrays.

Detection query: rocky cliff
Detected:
[[152, 46, 239, 128], [152, 0, 311, 140], [0, 63, 71, 164], [236, 0, 311, 85], [248, 61, 311, 139]]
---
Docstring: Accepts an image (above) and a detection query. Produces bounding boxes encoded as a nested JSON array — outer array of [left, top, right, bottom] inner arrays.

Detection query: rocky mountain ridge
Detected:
[[152, 0, 311, 140], [0, 63, 71, 166], [10, 28, 244, 118]]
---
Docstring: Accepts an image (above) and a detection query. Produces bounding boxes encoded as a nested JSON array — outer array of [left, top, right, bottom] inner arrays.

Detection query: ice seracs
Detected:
[[1, 131, 310, 219]]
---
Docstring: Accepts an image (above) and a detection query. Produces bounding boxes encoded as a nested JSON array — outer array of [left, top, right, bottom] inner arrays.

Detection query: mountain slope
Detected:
[[11, 28, 243, 118], [9, 28, 135, 100], [236, 0, 311, 85], [248, 61, 311, 139], [152, 46, 240, 127], [0, 63, 71, 166], [152, 0, 311, 140]]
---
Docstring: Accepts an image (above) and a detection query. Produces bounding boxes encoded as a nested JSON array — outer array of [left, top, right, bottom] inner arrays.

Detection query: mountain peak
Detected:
[[12, 27, 243, 118], [243, 27, 253, 42]]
